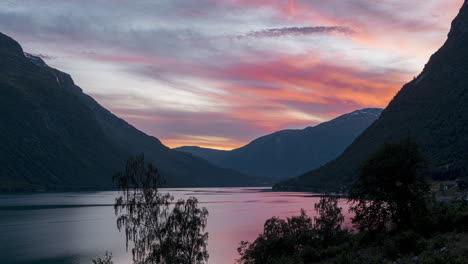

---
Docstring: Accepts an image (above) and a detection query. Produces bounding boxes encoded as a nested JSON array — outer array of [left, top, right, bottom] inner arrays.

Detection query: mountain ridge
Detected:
[[175, 108, 383, 180], [0, 32, 255, 191], [274, 1, 468, 192]]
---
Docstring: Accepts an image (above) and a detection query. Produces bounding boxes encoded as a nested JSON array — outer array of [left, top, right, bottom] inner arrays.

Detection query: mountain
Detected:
[[175, 108, 382, 180], [274, 1, 468, 192], [0, 32, 254, 191]]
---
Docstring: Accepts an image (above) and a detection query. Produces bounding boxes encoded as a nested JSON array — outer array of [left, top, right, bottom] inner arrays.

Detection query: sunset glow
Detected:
[[1, 0, 463, 149]]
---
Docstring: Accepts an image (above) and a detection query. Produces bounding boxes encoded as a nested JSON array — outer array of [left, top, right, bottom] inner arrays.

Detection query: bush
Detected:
[[237, 195, 346, 263], [382, 231, 425, 258]]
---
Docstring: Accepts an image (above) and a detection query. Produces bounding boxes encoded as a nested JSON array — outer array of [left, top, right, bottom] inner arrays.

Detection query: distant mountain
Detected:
[[275, 1, 468, 192], [175, 108, 382, 179], [0, 32, 255, 191]]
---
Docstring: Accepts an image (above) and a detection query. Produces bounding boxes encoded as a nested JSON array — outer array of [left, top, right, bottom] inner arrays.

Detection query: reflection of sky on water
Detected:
[[0, 188, 353, 264]]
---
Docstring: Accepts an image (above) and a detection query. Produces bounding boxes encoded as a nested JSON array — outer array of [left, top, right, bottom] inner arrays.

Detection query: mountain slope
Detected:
[[176, 108, 382, 179], [0, 32, 253, 191], [275, 1, 468, 192]]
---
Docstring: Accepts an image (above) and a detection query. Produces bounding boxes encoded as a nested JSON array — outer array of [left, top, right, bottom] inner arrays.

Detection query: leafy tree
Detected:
[[237, 209, 313, 264], [164, 198, 209, 263], [237, 196, 346, 263], [349, 138, 429, 231], [113, 154, 209, 264], [314, 195, 345, 241]]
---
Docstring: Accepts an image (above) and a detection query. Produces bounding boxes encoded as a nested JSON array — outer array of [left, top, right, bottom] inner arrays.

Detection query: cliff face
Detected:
[[275, 1, 468, 191], [0, 32, 254, 191]]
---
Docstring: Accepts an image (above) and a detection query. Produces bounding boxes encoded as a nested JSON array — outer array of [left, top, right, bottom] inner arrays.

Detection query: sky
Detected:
[[0, 0, 463, 150]]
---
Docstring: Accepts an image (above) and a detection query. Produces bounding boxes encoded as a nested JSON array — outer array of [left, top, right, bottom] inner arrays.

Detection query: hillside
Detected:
[[176, 108, 382, 179], [275, 1, 468, 191], [0, 32, 254, 191]]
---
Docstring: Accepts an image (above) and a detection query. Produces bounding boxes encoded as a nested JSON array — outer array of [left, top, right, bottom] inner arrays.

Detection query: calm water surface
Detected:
[[0, 187, 352, 264]]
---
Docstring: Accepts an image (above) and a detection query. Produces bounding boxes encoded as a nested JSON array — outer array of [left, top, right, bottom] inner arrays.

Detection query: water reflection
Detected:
[[0, 188, 352, 264]]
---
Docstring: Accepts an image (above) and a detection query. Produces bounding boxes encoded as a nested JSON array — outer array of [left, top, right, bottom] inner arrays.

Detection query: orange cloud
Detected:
[[5, 0, 463, 150]]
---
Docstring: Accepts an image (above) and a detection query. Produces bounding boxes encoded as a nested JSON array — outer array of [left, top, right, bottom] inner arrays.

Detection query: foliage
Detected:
[[457, 177, 468, 190], [314, 195, 345, 241], [92, 252, 113, 264], [165, 198, 209, 263], [113, 154, 209, 264], [381, 230, 425, 257], [238, 137, 468, 263], [237, 195, 346, 264], [349, 138, 429, 231], [237, 209, 314, 264]]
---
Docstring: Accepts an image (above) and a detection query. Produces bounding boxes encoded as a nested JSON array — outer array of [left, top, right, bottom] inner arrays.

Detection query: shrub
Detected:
[[382, 230, 425, 258]]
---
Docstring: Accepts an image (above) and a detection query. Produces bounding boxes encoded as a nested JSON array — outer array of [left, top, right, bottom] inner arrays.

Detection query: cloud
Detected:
[[0, 0, 463, 149], [94, 49, 411, 149], [27, 53, 54, 60], [242, 26, 355, 38]]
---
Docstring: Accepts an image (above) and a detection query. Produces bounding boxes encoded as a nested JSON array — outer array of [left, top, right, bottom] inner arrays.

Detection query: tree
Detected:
[[237, 210, 313, 264], [237, 196, 346, 263], [164, 198, 209, 263], [349, 138, 429, 231], [314, 195, 345, 241], [113, 154, 209, 264]]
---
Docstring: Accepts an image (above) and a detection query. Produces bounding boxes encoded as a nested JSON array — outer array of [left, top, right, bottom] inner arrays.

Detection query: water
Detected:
[[0, 187, 352, 264]]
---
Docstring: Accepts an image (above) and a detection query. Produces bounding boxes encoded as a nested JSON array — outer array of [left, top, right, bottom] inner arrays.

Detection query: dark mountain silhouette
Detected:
[[275, 1, 468, 191], [175, 108, 382, 179], [0, 32, 255, 191]]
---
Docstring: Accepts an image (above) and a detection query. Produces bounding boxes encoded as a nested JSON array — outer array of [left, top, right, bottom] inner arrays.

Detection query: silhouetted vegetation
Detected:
[[314, 195, 345, 242], [349, 138, 429, 231], [113, 154, 209, 264], [241, 139, 468, 264], [237, 195, 348, 264]]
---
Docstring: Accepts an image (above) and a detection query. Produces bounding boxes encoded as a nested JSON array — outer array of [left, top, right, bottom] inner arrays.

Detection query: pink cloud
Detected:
[[6, 0, 462, 149], [100, 49, 411, 149]]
